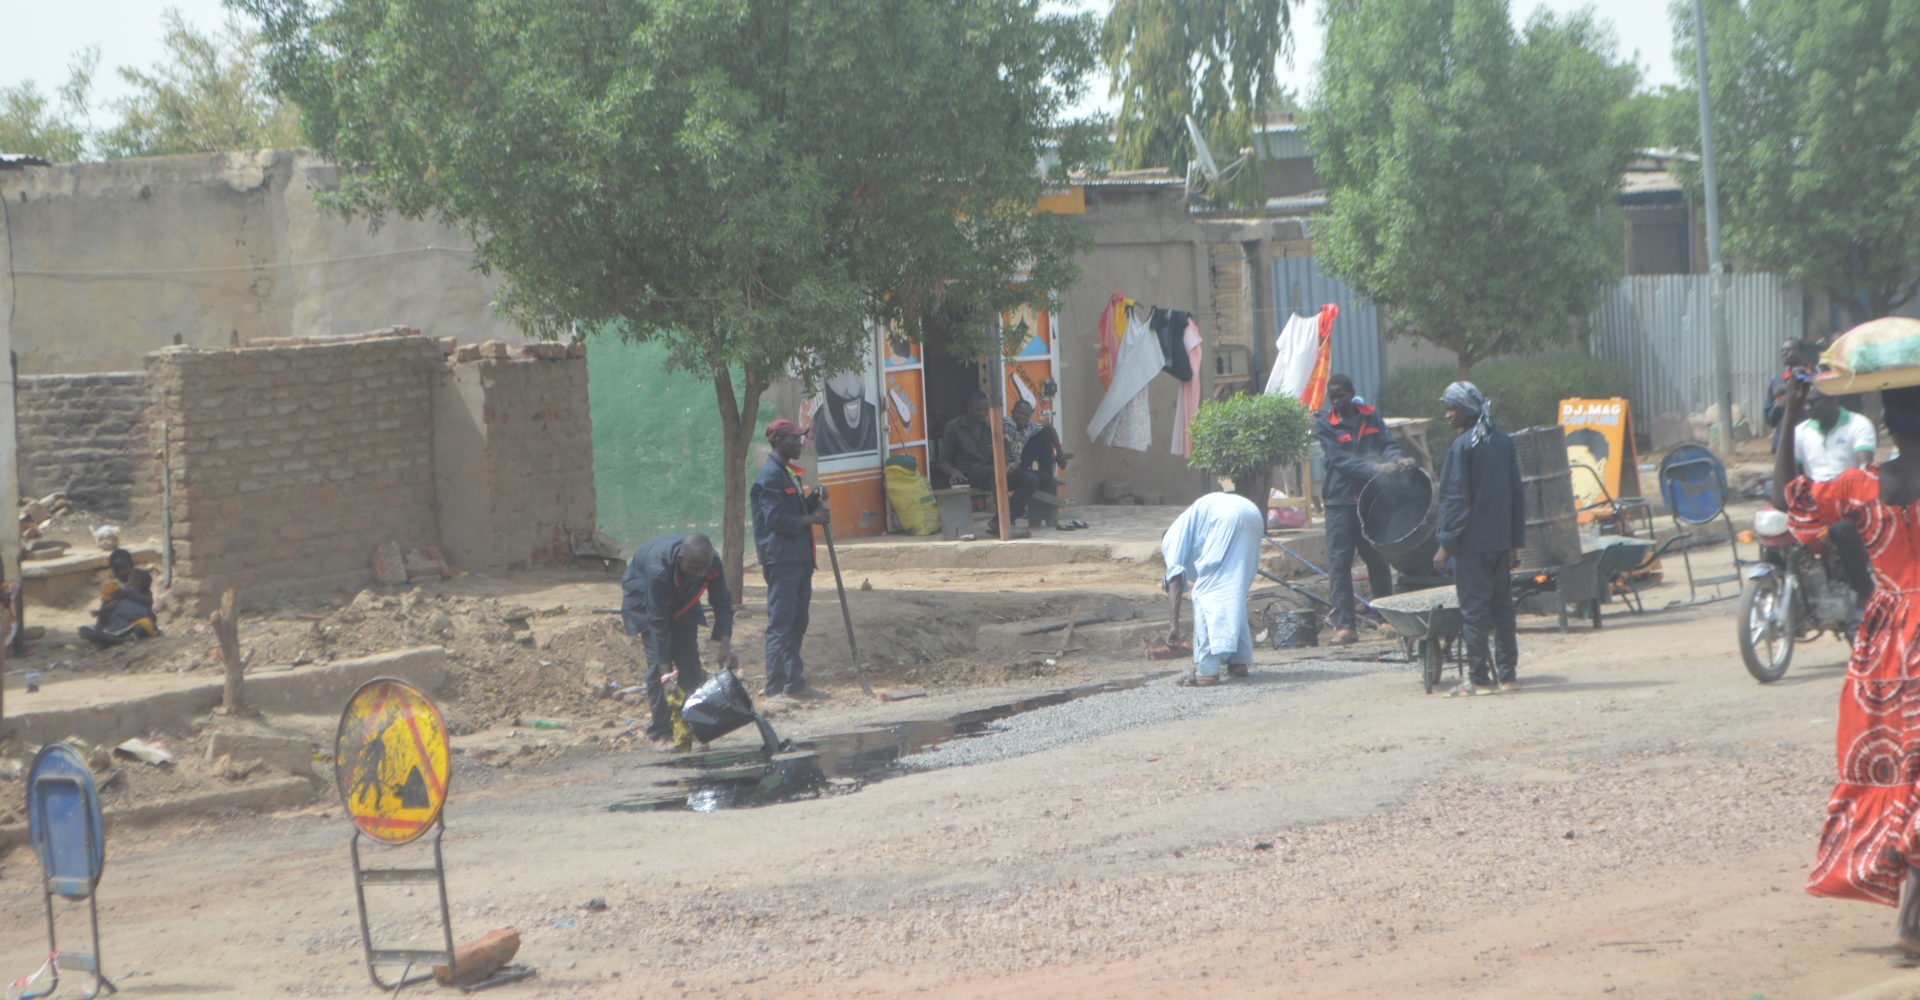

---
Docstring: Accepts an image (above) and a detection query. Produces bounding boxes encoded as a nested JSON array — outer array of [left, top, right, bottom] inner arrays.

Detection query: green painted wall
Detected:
[[589, 334, 774, 549]]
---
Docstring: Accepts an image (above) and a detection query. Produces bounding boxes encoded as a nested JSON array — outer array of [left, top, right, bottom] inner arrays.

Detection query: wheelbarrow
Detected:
[[1367, 586, 1465, 694]]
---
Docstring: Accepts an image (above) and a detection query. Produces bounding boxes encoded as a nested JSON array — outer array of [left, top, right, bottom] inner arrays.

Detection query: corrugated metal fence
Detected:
[[1586, 274, 1803, 429], [1271, 256, 1384, 403]]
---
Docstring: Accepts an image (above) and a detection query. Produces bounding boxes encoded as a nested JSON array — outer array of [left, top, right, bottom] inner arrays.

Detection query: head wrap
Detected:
[[1440, 381, 1495, 449], [764, 418, 805, 442]]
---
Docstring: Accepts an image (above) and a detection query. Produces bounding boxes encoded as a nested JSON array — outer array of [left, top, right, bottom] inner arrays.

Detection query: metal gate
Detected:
[[1270, 256, 1384, 403]]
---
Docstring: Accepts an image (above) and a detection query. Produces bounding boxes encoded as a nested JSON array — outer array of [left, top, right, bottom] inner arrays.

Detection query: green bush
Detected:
[[1187, 393, 1316, 488], [1379, 357, 1631, 453]]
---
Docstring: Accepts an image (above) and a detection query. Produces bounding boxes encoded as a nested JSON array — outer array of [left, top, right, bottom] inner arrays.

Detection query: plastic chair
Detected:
[[1655, 443, 1746, 603]]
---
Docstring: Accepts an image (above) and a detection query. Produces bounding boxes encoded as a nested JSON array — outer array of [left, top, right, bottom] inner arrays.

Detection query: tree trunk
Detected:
[[212, 587, 244, 711], [1456, 354, 1475, 380], [713, 368, 768, 606]]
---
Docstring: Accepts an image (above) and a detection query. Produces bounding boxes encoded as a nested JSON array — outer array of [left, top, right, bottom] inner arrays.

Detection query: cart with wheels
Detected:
[[1368, 586, 1465, 693]]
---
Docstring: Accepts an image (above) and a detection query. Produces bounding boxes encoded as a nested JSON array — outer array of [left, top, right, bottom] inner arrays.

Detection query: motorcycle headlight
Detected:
[[1754, 509, 1789, 537]]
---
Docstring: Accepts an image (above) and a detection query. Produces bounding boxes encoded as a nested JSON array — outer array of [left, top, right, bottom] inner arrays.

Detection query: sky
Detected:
[[3, 0, 1686, 124]]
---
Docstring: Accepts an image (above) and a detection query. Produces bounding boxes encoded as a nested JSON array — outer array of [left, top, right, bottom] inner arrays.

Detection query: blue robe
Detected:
[[1161, 492, 1263, 668]]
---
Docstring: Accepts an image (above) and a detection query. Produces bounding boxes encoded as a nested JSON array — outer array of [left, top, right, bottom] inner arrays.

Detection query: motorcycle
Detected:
[[1739, 506, 1857, 683]]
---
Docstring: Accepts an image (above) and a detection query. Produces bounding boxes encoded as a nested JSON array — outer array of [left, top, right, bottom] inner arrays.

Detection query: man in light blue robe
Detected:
[[1162, 491, 1264, 685]]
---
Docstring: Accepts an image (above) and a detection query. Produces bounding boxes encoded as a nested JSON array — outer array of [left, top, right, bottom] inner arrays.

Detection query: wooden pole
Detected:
[[212, 587, 244, 711]]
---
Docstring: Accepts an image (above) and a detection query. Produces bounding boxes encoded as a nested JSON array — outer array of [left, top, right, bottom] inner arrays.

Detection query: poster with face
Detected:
[[810, 366, 880, 459]]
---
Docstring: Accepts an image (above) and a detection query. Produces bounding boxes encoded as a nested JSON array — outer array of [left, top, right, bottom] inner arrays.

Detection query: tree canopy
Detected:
[[1667, 0, 1920, 320], [1307, 0, 1640, 376], [1102, 0, 1294, 206], [0, 51, 97, 163], [99, 9, 300, 158], [242, 0, 1099, 590]]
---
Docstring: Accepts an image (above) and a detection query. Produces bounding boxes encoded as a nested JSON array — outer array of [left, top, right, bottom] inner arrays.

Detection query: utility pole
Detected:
[[1692, 0, 1737, 458]]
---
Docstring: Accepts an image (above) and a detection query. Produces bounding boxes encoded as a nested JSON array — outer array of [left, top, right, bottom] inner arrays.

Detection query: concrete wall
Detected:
[[0, 149, 520, 375], [15, 372, 152, 518], [148, 332, 442, 612], [434, 349, 597, 570]]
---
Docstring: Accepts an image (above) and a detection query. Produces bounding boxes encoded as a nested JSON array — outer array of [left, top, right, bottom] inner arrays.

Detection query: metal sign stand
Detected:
[[336, 678, 533, 992], [22, 744, 117, 1000]]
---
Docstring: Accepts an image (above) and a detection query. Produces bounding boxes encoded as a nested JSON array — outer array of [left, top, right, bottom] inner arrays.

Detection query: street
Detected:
[[4, 545, 1914, 1000]]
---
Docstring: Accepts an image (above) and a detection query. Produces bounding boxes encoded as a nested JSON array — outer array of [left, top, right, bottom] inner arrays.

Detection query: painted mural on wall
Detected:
[[805, 335, 888, 536]]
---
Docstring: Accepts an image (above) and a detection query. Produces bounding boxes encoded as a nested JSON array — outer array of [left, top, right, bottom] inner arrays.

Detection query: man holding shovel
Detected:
[[751, 419, 833, 699]]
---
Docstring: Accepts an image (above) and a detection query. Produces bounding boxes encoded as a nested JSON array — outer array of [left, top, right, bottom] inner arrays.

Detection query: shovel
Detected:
[[819, 520, 877, 697]]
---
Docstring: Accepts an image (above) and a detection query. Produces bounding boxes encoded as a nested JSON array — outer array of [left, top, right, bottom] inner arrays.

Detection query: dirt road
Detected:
[[3, 571, 1915, 999]]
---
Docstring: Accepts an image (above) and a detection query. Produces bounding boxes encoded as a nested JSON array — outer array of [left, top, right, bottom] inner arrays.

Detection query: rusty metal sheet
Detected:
[[334, 678, 450, 845]]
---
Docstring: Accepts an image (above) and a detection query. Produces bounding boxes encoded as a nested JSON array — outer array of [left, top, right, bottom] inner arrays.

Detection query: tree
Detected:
[[99, 8, 300, 158], [1668, 0, 1920, 321], [242, 0, 1098, 595], [0, 49, 97, 163], [1307, 0, 1640, 377], [1102, 0, 1294, 206]]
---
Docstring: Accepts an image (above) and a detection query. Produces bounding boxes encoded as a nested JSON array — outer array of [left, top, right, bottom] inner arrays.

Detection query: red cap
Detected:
[[765, 418, 805, 441]]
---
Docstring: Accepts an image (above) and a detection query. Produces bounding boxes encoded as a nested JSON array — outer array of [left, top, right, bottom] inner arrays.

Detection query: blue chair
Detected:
[[1655, 443, 1746, 603], [22, 742, 116, 1000]]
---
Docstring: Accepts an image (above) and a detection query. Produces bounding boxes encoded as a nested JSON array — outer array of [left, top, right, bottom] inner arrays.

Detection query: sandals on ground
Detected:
[[1175, 673, 1221, 687]]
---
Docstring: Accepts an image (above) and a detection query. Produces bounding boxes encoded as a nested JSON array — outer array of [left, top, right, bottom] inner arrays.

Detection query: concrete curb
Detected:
[[0, 775, 315, 851], [2, 646, 449, 749]]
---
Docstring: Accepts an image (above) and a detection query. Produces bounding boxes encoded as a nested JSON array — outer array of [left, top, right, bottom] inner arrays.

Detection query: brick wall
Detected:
[[434, 347, 597, 570], [148, 332, 442, 613], [16, 372, 152, 519]]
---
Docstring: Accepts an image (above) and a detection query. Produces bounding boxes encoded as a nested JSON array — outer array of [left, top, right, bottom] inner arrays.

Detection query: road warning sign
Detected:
[[335, 678, 449, 845]]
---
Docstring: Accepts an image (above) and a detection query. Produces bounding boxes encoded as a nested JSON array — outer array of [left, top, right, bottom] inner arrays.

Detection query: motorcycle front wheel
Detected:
[[1739, 574, 1794, 683]]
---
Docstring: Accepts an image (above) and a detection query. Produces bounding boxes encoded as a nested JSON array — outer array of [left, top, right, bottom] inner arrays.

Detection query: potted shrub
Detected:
[[1186, 393, 1315, 506]]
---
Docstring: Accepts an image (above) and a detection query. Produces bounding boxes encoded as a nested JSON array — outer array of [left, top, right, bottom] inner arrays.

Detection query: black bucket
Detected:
[[1358, 465, 1440, 573]]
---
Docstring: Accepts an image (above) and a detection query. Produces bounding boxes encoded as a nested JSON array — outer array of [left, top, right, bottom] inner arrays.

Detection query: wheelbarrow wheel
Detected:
[[1738, 574, 1794, 683], [1420, 639, 1442, 694]]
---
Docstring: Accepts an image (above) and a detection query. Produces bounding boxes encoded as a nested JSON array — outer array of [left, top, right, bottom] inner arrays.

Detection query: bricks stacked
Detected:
[[15, 372, 154, 520], [439, 347, 597, 570], [146, 334, 443, 614]]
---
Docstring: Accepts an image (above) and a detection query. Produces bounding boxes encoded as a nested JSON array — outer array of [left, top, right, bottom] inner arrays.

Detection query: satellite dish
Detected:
[[1185, 115, 1221, 182]]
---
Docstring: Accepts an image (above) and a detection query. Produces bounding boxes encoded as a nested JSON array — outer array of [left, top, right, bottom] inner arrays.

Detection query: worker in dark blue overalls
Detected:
[[622, 533, 736, 747], [751, 419, 834, 699], [1433, 381, 1526, 696], [1316, 373, 1410, 645]]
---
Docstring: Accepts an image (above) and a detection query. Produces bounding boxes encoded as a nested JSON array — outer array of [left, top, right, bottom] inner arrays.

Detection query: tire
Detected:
[[1421, 639, 1442, 694], [1738, 574, 1794, 683]]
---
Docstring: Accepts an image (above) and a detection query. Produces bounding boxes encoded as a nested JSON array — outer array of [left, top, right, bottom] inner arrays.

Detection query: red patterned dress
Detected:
[[1790, 465, 1920, 905]]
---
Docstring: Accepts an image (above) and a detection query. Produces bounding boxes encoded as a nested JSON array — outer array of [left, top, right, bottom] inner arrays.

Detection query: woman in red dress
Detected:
[[1774, 378, 1920, 945]]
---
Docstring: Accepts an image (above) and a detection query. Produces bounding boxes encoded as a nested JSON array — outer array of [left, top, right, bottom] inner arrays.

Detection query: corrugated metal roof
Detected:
[[1253, 126, 1314, 162]]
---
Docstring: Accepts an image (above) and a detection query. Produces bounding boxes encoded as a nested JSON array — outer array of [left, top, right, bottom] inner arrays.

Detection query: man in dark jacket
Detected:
[[621, 533, 736, 746], [1433, 382, 1526, 695], [751, 418, 833, 698], [1315, 373, 1410, 644]]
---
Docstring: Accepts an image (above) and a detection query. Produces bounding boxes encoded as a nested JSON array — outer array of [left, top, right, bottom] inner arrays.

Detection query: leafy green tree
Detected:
[[0, 49, 97, 163], [99, 8, 300, 158], [1102, 0, 1294, 206], [1186, 392, 1314, 502], [242, 0, 1098, 592], [1667, 0, 1920, 320], [1308, 0, 1640, 377]]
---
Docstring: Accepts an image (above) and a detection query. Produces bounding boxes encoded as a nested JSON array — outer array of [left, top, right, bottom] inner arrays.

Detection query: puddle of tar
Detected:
[[606, 672, 1171, 813]]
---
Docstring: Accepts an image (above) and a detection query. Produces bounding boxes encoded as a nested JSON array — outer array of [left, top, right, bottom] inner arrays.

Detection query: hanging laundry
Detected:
[[1149, 308, 1196, 381], [1263, 303, 1339, 410], [1173, 318, 1205, 457], [1087, 310, 1162, 451], [1095, 292, 1129, 391]]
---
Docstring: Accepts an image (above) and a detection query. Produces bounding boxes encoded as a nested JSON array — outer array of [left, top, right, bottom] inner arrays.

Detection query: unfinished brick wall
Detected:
[[16, 372, 153, 519], [434, 347, 596, 571], [148, 333, 442, 612]]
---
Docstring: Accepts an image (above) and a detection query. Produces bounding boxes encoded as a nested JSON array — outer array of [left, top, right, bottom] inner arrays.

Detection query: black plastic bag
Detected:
[[680, 669, 788, 752]]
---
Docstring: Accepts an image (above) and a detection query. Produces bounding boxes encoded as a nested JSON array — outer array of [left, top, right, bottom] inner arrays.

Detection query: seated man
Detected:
[[1794, 385, 1876, 483], [936, 389, 1038, 533], [81, 566, 160, 647], [1003, 399, 1073, 497]]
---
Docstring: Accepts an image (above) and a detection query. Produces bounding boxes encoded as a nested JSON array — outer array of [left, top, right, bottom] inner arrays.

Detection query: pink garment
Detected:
[[1173, 319, 1204, 457]]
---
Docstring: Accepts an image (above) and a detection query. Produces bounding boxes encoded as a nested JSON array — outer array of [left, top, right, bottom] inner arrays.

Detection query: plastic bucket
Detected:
[[1266, 608, 1320, 649]]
